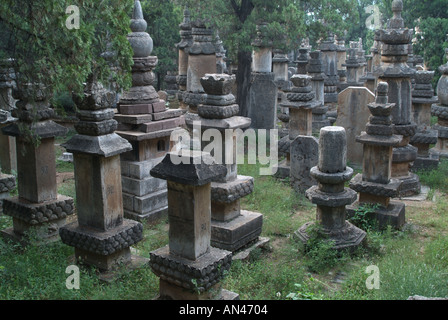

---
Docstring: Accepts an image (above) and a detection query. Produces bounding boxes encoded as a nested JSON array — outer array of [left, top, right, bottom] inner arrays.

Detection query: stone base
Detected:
[[59, 219, 144, 271], [273, 159, 290, 179], [232, 236, 270, 261], [150, 245, 233, 299], [394, 173, 421, 197], [1, 221, 66, 246], [346, 200, 406, 230], [124, 205, 168, 224], [156, 280, 239, 300], [211, 210, 263, 252], [412, 156, 439, 171], [294, 220, 366, 252]]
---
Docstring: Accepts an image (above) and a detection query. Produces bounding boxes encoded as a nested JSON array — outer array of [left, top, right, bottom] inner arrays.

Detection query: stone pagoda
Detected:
[[176, 6, 193, 111], [272, 48, 290, 138], [1, 83, 74, 244], [343, 42, 364, 88], [336, 36, 347, 85], [60, 77, 145, 272], [295, 126, 366, 251], [197, 73, 264, 253], [411, 70, 439, 170], [347, 82, 406, 229], [308, 50, 330, 133], [374, 0, 420, 197], [114, 0, 183, 223], [149, 151, 238, 300], [278, 74, 320, 191], [430, 45, 448, 160]]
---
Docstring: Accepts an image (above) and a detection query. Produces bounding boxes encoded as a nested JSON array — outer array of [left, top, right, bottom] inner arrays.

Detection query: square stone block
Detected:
[[121, 175, 167, 197], [211, 210, 263, 252], [346, 200, 405, 230], [133, 189, 168, 214]]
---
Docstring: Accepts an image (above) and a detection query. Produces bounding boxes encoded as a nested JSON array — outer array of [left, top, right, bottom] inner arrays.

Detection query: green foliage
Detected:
[[349, 203, 380, 231], [0, 0, 134, 97], [286, 280, 324, 300], [141, 0, 182, 90], [416, 159, 448, 193]]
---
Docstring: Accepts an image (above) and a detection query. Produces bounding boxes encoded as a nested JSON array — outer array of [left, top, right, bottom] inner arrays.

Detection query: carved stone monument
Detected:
[[374, 0, 420, 197], [149, 151, 238, 300], [1, 83, 74, 244], [295, 126, 366, 251], [60, 78, 145, 272], [176, 7, 193, 111]]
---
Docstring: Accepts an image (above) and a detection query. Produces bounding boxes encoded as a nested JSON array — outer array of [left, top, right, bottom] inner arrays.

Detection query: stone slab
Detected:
[[290, 135, 319, 193], [334, 86, 375, 167]]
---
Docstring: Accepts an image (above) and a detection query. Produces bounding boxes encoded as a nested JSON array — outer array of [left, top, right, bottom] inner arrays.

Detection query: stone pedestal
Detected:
[[295, 126, 366, 251], [60, 78, 144, 272], [0, 172, 15, 213], [1, 83, 74, 244], [114, 2, 183, 223], [430, 47, 448, 160], [149, 151, 238, 300], [347, 82, 406, 230], [411, 70, 439, 170], [247, 23, 277, 130], [196, 74, 263, 253], [374, 0, 420, 197]]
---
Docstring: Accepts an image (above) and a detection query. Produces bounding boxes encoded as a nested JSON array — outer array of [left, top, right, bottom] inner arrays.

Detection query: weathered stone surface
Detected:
[[247, 72, 277, 129], [290, 135, 318, 193], [211, 176, 254, 203], [334, 87, 375, 167]]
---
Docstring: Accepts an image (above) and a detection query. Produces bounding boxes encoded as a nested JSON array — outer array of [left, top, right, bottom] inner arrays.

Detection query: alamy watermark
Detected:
[[65, 265, 80, 290], [365, 265, 380, 290], [169, 121, 278, 176], [65, 5, 80, 30]]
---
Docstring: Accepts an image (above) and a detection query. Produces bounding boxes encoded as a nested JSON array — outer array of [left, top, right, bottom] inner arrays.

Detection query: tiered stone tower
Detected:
[[347, 82, 406, 229], [114, 1, 183, 222], [149, 151, 238, 300], [430, 46, 448, 160], [374, 0, 420, 197], [196, 73, 264, 252], [411, 70, 439, 170], [1, 83, 74, 244], [308, 50, 330, 133], [60, 78, 145, 272]]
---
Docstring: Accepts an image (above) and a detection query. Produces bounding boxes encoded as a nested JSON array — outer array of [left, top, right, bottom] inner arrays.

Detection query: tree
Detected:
[[0, 0, 134, 101]]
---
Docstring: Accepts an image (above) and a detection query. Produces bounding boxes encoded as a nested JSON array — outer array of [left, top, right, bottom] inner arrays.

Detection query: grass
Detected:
[[1, 138, 448, 301]]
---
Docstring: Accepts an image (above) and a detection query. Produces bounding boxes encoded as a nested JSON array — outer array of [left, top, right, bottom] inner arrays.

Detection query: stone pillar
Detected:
[[247, 23, 277, 130], [308, 50, 330, 133], [295, 126, 366, 251], [176, 7, 193, 111], [149, 151, 238, 300], [347, 82, 406, 229], [164, 71, 178, 103], [430, 47, 448, 160], [375, 0, 420, 197], [319, 33, 340, 121], [356, 38, 367, 79], [411, 70, 439, 170], [196, 74, 264, 252], [59, 78, 145, 272], [272, 49, 290, 138], [1, 83, 74, 244], [0, 59, 17, 174], [114, 1, 183, 223], [278, 75, 320, 190]]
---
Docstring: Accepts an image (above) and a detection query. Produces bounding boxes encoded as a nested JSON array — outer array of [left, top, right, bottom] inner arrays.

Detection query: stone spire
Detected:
[[176, 6, 193, 110]]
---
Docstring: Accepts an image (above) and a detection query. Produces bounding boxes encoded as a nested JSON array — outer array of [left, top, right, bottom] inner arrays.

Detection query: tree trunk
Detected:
[[236, 50, 252, 117]]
